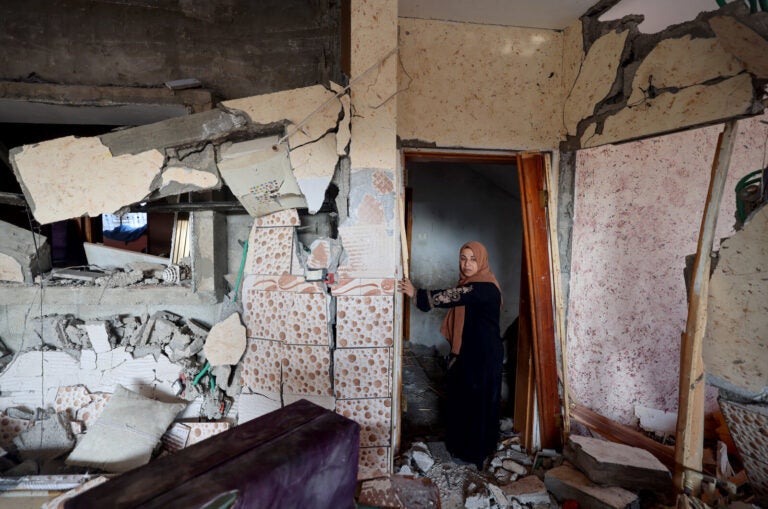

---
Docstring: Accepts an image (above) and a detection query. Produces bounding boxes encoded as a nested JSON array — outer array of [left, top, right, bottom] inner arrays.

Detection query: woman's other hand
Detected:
[[397, 278, 415, 298]]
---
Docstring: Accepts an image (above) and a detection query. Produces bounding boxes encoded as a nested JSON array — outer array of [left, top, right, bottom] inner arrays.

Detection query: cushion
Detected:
[[66, 385, 186, 472]]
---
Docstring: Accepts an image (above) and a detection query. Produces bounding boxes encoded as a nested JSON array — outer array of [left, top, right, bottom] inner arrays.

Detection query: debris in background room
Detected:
[[83, 242, 170, 270], [0, 220, 51, 283]]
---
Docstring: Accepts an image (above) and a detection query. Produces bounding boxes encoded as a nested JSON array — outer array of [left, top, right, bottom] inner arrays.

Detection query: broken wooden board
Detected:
[[545, 465, 640, 509], [565, 435, 672, 492]]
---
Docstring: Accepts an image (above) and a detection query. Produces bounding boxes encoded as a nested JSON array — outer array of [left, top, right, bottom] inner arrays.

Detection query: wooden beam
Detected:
[[571, 403, 676, 471], [518, 152, 562, 450], [674, 120, 738, 493]]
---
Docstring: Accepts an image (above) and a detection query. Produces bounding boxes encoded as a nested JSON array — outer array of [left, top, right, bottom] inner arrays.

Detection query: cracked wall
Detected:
[[562, 2, 767, 150], [567, 113, 768, 425]]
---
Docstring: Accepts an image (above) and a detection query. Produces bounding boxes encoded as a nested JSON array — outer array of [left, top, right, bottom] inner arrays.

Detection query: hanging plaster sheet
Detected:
[[218, 136, 306, 217]]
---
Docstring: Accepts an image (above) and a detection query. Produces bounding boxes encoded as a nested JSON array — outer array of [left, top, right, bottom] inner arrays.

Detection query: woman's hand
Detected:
[[397, 278, 415, 298]]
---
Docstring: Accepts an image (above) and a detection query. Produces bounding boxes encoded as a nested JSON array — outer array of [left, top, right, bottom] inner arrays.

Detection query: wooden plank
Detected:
[[403, 187, 413, 340], [514, 254, 536, 449], [571, 403, 676, 471], [674, 120, 738, 492], [517, 152, 562, 450], [544, 152, 572, 439]]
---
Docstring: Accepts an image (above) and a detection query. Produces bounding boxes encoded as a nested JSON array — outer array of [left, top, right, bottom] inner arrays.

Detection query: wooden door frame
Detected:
[[399, 148, 562, 450]]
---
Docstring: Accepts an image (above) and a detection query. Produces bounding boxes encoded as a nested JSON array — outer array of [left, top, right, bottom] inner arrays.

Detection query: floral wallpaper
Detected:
[[568, 114, 768, 424]]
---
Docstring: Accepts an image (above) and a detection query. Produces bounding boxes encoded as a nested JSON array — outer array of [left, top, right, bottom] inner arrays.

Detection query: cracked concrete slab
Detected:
[[203, 313, 246, 366], [564, 28, 629, 136], [0, 220, 51, 283], [290, 132, 339, 213], [627, 35, 743, 105], [10, 136, 164, 225], [710, 15, 768, 78], [704, 205, 768, 397], [156, 144, 221, 198]]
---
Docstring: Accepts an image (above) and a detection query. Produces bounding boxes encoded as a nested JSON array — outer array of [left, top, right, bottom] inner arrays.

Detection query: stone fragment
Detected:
[[465, 493, 491, 509], [95, 269, 144, 288], [500, 475, 550, 506], [84, 321, 112, 354], [125, 262, 167, 277], [412, 450, 435, 474], [545, 465, 639, 509], [0, 220, 51, 283], [488, 483, 510, 508], [565, 435, 671, 492], [13, 413, 75, 461], [203, 313, 246, 366], [502, 459, 528, 476]]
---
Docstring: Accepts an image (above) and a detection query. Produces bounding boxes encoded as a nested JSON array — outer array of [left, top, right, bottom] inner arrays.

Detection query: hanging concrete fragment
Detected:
[[289, 132, 339, 213], [704, 204, 768, 397], [153, 143, 221, 198], [203, 313, 246, 366], [0, 220, 51, 283], [218, 136, 306, 216]]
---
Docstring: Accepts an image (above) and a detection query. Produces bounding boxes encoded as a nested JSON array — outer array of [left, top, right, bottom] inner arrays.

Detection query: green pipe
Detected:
[[750, 0, 758, 13], [715, 0, 727, 6], [760, 0, 768, 11], [232, 239, 249, 303], [193, 361, 211, 385]]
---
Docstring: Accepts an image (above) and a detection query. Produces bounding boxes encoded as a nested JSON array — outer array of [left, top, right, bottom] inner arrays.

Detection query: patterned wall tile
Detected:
[[246, 226, 293, 275], [75, 393, 112, 430], [53, 385, 93, 421], [337, 398, 392, 447], [334, 348, 391, 399], [331, 279, 394, 296], [254, 209, 300, 227], [277, 274, 324, 294], [0, 413, 32, 447], [720, 399, 768, 499], [243, 290, 290, 341], [358, 447, 390, 480], [240, 339, 283, 393], [331, 278, 362, 296], [283, 393, 336, 411], [288, 293, 330, 346], [282, 345, 332, 396], [185, 422, 231, 446], [336, 296, 394, 347]]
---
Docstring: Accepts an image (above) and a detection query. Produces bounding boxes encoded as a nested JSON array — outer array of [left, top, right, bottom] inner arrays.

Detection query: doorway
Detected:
[[399, 150, 562, 452]]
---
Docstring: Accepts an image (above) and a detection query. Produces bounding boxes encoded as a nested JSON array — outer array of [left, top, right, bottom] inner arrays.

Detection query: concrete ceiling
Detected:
[[399, 0, 719, 32]]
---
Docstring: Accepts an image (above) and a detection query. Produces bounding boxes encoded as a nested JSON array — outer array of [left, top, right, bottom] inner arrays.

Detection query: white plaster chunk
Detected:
[[84, 321, 112, 354], [161, 167, 220, 188], [412, 450, 435, 473], [290, 132, 339, 213], [0, 253, 23, 283], [11, 136, 164, 225], [582, 73, 754, 148], [564, 29, 628, 136], [634, 405, 677, 435], [628, 35, 743, 105], [203, 313, 246, 366], [221, 84, 342, 147], [710, 16, 768, 78], [704, 205, 768, 394]]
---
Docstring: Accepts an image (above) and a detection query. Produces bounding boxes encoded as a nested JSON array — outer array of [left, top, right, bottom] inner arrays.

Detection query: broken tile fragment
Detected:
[[53, 386, 93, 421], [238, 391, 281, 424], [0, 412, 33, 448], [290, 132, 339, 213], [337, 398, 392, 447], [254, 209, 300, 227], [565, 435, 671, 492], [545, 465, 639, 509], [282, 345, 332, 396], [501, 475, 551, 506], [358, 446, 390, 480], [245, 225, 294, 275], [203, 313, 246, 366], [84, 321, 112, 354], [185, 422, 231, 446], [240, 339, 283, 393]]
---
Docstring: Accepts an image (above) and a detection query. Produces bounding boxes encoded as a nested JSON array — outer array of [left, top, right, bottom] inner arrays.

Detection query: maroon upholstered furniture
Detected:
[[65, 399, 360, 509]]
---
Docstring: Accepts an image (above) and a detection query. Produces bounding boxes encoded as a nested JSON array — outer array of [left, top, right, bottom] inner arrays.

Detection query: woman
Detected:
[[398, 241, 503, 469]]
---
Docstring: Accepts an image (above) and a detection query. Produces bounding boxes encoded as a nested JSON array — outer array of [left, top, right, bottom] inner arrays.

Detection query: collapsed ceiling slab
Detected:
[[0, 220, 50, 283], [9, 84, 348, 224]]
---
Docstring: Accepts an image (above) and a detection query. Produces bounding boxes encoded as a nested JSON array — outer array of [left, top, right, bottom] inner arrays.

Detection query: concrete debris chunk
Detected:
[[502, 459, 528, 476], [545, 465, 639, 509], [412, 450, 435, 474], [500, 475, 550, 506], [13, 412, 75, 461], [0, 220, 51, 283], [83, 321, 112, 354], [95, 269, 144, 287], [465, 493, 491, 509], [565, 435, 672, 492], [427, 441, 452, 463], [203, 313, 246, 366], [125, 262, 167, 277], [487, 483, 510, 508]]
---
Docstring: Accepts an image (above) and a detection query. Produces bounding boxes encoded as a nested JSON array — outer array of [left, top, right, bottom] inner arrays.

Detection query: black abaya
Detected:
[[416, 282, 502, 468]]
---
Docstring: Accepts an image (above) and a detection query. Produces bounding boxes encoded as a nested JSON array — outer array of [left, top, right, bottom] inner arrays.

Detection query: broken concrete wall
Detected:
[[397, 18, 564, 150], [561, 2, 766, 150], [567, 113, 768, 424], [0, 0, 341, 101], [0, 220, 51, 283]]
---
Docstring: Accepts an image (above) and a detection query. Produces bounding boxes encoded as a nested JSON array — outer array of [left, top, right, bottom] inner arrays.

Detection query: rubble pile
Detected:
[[42, 261, 191, 288]]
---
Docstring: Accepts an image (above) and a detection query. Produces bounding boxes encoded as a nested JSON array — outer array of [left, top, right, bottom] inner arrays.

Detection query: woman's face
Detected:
[[460, 248, 478, 278]]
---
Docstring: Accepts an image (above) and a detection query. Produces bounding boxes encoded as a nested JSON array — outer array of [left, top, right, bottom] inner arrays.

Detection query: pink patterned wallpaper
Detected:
[[568, 114, 768, 424]]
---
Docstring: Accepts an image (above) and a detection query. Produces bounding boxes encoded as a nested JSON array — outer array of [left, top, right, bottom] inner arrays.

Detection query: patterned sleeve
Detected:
[[415, 283, 499, 311]]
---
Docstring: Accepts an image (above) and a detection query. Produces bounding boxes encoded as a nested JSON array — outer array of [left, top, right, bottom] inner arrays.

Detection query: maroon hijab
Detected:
[[440, 241, 501, 355]]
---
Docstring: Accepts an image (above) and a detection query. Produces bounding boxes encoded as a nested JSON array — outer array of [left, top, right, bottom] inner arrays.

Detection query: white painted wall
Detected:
[[407, 162, 523, 353]]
